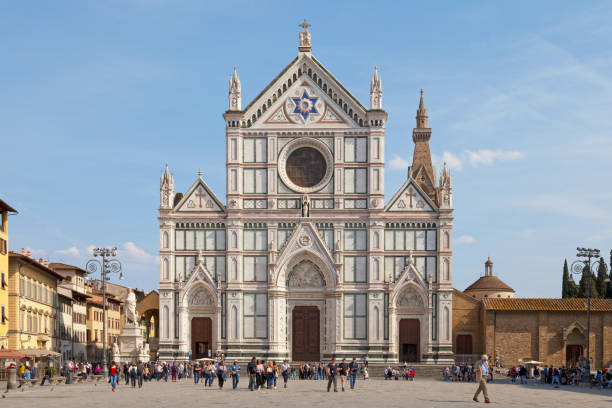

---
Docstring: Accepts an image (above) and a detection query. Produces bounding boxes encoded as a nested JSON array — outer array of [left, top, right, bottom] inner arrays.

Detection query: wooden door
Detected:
[[399, 319, 420, 363], [191, 317, 212, 359], [456, 334, 473, 355], [292, 306, 320, 361]]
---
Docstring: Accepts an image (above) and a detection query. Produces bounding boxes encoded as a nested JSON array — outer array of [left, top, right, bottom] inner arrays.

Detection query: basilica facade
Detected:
[[158, 24, 454, 363]]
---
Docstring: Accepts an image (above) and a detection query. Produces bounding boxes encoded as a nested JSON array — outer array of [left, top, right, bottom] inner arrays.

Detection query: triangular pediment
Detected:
[[242, 54, 367, 129], [385, 179, 436, 212], [256, 77, 355, 129], [391, 261, 429, 307], [182, 258, 218, 304], [273, 222, 337, 287], [175, 177, 225, 212]]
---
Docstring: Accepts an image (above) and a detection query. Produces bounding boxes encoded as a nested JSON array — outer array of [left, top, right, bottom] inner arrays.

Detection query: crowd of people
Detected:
[[508, 364, 611, 388]]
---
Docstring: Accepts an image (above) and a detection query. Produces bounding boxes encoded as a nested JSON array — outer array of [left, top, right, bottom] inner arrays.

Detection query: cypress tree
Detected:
[[578, 265, 599, 298], [596, 257, 608, 299], [562, 259, 572, 298]]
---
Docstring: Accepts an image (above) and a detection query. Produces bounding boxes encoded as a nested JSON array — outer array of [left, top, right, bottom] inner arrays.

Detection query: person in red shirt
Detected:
[[109, 362, 118, 392]]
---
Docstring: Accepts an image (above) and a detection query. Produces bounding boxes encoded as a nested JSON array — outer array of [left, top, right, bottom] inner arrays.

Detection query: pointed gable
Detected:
[[273, 222, 337, 287], [175, 177, 225, 212], [242, 54, 367, 129], [385, 179, 436, 212]]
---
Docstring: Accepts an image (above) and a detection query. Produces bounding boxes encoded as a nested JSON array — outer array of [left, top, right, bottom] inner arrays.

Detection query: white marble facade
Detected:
[[157, 25, 454, 363]]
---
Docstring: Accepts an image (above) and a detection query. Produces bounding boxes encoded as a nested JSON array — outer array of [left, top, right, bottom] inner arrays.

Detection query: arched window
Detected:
[[231, 258, 238, 281], [373, 258, 380, 281], [444, 232, 450, 249], [163, 231, 169, 248], [374, 306, 380, 340], [443, 258, 450, 281], [163, 258, 169, 281], [231, 231, 238, 249], [444, 307, 450, 340], [231, 306, 238, 339], [163, 306, 169, 339]]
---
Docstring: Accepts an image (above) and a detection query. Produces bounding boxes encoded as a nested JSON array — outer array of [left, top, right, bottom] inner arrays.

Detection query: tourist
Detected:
[[348, 357, 358, 389], [231, 360, 240, 390], [129, 362, 137, 388], [551, 366, 561, 388], [109, 362, 118, 392], [217, 361, 227, 388], [247, 357, 256, 391], [473, 355, 490, 403], [281, 360, 290, 388], [40, 366, 51, 386], [256, 359, 265, 391], [326, 358, 338, 392], [265, 360, 275, 389], [193, 362, 200, 384], [123, 363, 130, 385], [338, 358, 348, 391], [137, 361, 144, 388]]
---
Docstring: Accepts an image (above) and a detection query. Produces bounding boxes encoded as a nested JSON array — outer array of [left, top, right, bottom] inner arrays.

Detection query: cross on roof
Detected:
[[299, 19, 311, 31]]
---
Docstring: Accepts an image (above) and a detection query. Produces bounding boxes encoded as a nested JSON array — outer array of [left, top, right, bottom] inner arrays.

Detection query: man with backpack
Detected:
[[326, 358, 338, 392], [247, 357, 257, 391]]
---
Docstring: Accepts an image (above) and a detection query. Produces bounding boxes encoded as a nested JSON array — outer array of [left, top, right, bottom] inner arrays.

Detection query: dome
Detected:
[[465, 276, 514, 293]]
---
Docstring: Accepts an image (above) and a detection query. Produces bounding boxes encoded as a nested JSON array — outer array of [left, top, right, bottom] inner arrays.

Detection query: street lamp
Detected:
[[85, 247, 123, 379], [570, 247, 608, 381]]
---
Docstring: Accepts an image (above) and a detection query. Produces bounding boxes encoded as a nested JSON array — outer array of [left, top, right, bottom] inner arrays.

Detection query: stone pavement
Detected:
[[3, 378, 611, 408]]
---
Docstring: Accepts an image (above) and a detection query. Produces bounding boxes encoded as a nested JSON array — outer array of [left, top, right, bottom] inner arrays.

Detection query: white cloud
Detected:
[[120, 242, 158, 264], [455, 235, 476, 244], [389, 155, 411, 170], [466, 150, 525, 167], [56, 246, 80, 257], [432, 149, 525, 172]]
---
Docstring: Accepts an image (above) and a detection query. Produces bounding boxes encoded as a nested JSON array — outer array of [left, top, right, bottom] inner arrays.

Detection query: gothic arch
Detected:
[[163, 231, 169, 248], [181, 279, 218, 308], [374, 305, 380, 340], [231, 305, 238, 339], [163, 306, 170, 339], [373, 258, 380, 281], [162, 258, 169, 281], [391, 282, 428, 309], [275, 248, 337, 288]]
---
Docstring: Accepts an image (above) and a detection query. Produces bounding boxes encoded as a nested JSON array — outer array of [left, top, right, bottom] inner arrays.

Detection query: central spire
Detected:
[[416, 88, 428, 128], [298, 19, 312, 52]]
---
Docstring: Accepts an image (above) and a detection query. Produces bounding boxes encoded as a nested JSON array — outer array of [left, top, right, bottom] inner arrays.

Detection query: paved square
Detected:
[[4, 378, 611, 407]]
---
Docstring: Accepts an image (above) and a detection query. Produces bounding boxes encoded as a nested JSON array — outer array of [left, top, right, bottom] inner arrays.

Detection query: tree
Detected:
[[595, 257, 608, 299], [578, 264, 599, 299], [562, 259, 578, 298]]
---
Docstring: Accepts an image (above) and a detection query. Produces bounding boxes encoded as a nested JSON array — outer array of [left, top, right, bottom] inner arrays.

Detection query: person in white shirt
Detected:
[[473, 355, 491, 403]]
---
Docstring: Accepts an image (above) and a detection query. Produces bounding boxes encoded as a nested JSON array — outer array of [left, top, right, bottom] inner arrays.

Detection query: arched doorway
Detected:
[[286, 259, 326, 361], [565, 328, 585, 366], [191, 317, 212, 359], [292, 306, 320, 361], [399, 319, 420, 362]]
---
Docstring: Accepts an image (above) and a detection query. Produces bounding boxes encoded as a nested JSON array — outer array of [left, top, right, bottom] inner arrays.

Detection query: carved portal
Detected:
[[287, 260, 325, 288], [397, 290, 424, 308], [189, 288, 213, 306]]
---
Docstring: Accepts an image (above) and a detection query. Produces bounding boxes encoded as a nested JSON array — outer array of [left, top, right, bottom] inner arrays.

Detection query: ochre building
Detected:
[[453, 258, 612, 369]]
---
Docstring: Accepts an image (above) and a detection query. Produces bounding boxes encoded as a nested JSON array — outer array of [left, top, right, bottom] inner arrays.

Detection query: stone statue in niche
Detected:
[[287, 260, 325, 288], [301, 195, 310, 217], [398, 291, 424, 308], [189, 288, 213, 306]]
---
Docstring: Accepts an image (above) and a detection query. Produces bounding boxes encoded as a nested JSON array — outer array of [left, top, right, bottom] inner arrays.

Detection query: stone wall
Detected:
[[451, 289, 483, 356]]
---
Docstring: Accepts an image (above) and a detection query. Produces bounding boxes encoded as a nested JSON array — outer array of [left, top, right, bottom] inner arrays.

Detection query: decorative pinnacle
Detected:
[[298, 19, 312, 52], [416, 88, 428, 128], [198, 168, 202, 178]]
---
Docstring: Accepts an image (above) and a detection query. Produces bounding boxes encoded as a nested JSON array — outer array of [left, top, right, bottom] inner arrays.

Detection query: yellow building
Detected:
[[8, 250, 63, 351], [86, 288, 122, 362], [0, 199, 18, 349]]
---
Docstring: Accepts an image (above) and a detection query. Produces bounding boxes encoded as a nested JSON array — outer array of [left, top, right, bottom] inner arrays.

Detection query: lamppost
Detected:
[[85, 247, 123, 379], [570, 247, 605, 381]]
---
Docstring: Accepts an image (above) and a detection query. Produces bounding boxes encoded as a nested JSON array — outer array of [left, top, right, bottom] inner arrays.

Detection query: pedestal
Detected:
[[112, 323, 150, 363]]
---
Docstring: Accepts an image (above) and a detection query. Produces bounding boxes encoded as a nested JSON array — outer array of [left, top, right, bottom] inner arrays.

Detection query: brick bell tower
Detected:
[[411, 89, 437, 202]]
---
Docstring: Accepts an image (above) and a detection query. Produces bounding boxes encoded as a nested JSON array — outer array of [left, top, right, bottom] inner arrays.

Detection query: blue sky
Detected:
[[2, 1, 611, 296]]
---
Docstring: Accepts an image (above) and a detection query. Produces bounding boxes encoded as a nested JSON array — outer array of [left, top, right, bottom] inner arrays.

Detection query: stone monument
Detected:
[[112, 289, 150, 363]]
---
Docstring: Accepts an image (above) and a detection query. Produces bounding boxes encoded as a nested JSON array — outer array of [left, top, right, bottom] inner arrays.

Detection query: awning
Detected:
[[0, 349, 28, 359], [20, 349, 61, 358]]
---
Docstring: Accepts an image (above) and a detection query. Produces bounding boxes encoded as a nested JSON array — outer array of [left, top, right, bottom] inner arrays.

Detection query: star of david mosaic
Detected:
[[292, 91, 318, 120]]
